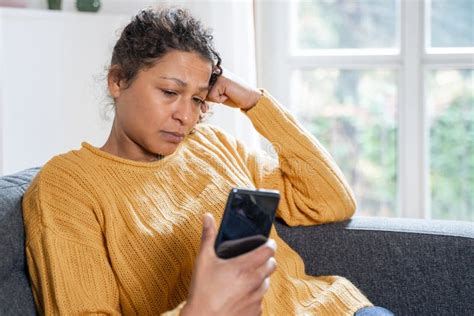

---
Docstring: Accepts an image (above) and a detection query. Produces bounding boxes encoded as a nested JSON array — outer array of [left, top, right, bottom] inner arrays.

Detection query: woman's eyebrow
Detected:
[[159, 76, 209, 92]]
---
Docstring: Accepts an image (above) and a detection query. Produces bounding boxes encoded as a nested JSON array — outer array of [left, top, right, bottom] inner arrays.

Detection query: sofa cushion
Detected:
[[0, 168, 40, 315]]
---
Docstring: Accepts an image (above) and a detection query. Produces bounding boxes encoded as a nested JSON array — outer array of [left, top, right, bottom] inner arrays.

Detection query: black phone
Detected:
[[214, 188, 280, 259]]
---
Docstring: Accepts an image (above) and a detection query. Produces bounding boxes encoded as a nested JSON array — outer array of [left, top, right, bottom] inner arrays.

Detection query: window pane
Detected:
[[430, 0, 474, 48], [291, 69, 398, 216], [293, 0, 398, 49], [427, 69, 474, 221]]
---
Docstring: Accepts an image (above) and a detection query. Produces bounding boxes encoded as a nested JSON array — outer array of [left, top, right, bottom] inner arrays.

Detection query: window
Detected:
[[427, 69, 473, 221], [291, 69, 398, 217], [256, 0, 473, 220], [426, 0, 474, 221], [294, 0, 398, 50]]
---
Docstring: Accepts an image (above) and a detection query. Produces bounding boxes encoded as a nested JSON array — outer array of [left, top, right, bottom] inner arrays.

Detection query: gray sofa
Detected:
[[1, 168, 473, 315]]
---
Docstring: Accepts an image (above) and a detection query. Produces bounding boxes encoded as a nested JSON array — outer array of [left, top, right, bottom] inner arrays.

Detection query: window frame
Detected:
[[255, 0, 474, 219]]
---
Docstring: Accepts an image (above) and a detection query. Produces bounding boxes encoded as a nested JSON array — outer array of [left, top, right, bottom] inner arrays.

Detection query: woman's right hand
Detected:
[[181, 213, 277, 316]]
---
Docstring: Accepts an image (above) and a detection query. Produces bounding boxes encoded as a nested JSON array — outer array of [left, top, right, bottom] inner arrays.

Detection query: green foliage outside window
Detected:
[[296, 70, 397, 217], [429, 70, 474, 221]]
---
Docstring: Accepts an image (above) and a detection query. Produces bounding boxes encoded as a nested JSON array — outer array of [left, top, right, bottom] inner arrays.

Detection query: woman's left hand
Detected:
[[206, 70, 261, 111]]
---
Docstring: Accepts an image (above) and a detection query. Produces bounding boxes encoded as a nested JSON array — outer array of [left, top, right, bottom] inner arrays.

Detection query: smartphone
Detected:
[[214, 188, 280, 259]]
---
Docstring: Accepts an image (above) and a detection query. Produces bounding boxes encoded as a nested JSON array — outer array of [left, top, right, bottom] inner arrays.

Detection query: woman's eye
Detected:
[[193, 97, 205, 105], [162, 89, 177, 97]]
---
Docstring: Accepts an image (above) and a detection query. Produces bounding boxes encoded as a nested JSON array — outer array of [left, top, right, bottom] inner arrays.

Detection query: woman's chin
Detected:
[[152, 143, 178, 157]]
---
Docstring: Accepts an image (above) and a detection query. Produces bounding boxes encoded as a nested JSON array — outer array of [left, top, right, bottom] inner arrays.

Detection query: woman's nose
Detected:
[[172, 100, 196, 125]]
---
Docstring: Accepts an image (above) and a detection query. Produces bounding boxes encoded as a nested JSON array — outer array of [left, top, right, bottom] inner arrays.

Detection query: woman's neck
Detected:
[[100, 122, 165, 162]]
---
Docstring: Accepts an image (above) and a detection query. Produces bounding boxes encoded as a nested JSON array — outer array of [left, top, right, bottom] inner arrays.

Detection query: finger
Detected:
[[248, 277, 271, 304], [206, 90, 227, 104], [215, 94, 229, 104], [207, 77, 241, 108], [200, 102, 209, 113], [207, 79, 226, 101], [232, 238, 277, 269], [258, 257, 277, 280], [247, 257, 277, 293], [199, 213, 217, 255]]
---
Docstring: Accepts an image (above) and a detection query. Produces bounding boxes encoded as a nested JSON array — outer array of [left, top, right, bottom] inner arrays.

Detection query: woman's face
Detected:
[[109, 50, 213, 159]]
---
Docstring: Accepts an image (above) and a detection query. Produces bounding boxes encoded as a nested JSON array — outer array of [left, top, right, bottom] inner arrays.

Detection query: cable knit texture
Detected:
[[23, 91, 373, 315]]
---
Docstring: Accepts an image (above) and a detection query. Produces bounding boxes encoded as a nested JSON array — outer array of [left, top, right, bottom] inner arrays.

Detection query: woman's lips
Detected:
[[161, 131, 185, 143]]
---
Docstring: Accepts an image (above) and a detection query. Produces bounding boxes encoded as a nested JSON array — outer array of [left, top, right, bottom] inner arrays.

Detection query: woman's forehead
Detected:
[[144, 51, 213, 83]]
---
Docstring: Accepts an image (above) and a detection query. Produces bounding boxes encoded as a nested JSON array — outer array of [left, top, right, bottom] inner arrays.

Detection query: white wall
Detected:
[[16, 0, 185, 13], [0, 9, 128, 175], [0, 1, 259, 175]]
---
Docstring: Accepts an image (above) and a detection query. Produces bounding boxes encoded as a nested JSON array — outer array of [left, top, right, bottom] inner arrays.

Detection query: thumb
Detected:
[[200, 213, 217, 252]]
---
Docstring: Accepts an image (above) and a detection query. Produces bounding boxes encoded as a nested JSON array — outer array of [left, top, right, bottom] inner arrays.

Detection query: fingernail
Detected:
[[267, 239, 277, 251], [264, 277, 270, 289]]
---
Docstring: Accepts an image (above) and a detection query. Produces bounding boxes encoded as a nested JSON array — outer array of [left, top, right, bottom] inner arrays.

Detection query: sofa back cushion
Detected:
[[276, 217, 474, 316], [0, 168, 40, 315]]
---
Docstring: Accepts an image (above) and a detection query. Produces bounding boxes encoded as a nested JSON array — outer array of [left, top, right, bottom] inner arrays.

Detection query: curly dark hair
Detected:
[[109, 7, 222, 100]]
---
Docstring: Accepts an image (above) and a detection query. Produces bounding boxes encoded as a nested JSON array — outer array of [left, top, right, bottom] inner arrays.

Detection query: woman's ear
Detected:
[[108, 65, 124, 98]]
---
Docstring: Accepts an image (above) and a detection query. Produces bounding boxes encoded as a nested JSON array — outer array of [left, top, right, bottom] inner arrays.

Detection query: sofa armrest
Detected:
[[275, 216, 474, 316], [0, 167, 40, 315]]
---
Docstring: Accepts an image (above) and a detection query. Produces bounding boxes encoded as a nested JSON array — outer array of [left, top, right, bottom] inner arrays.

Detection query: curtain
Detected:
[[185, 0, 262, 151]]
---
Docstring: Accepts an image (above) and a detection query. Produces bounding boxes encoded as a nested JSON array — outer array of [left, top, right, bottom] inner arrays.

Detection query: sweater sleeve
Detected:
[[22, 163, 121, 315], [239, 90, 356, 226], [23, 163, 188, 316]]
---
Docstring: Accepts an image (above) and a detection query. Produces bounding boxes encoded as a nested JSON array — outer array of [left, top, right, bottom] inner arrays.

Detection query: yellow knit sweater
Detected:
[[23, 91, 373, 315]]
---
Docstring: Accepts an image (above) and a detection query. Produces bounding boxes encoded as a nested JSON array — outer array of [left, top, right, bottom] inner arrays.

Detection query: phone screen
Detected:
[[214, 188, 280, 259]]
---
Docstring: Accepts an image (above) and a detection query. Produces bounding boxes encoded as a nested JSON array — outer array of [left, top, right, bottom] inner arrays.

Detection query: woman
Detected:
[[22, 7, 393, 316]]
